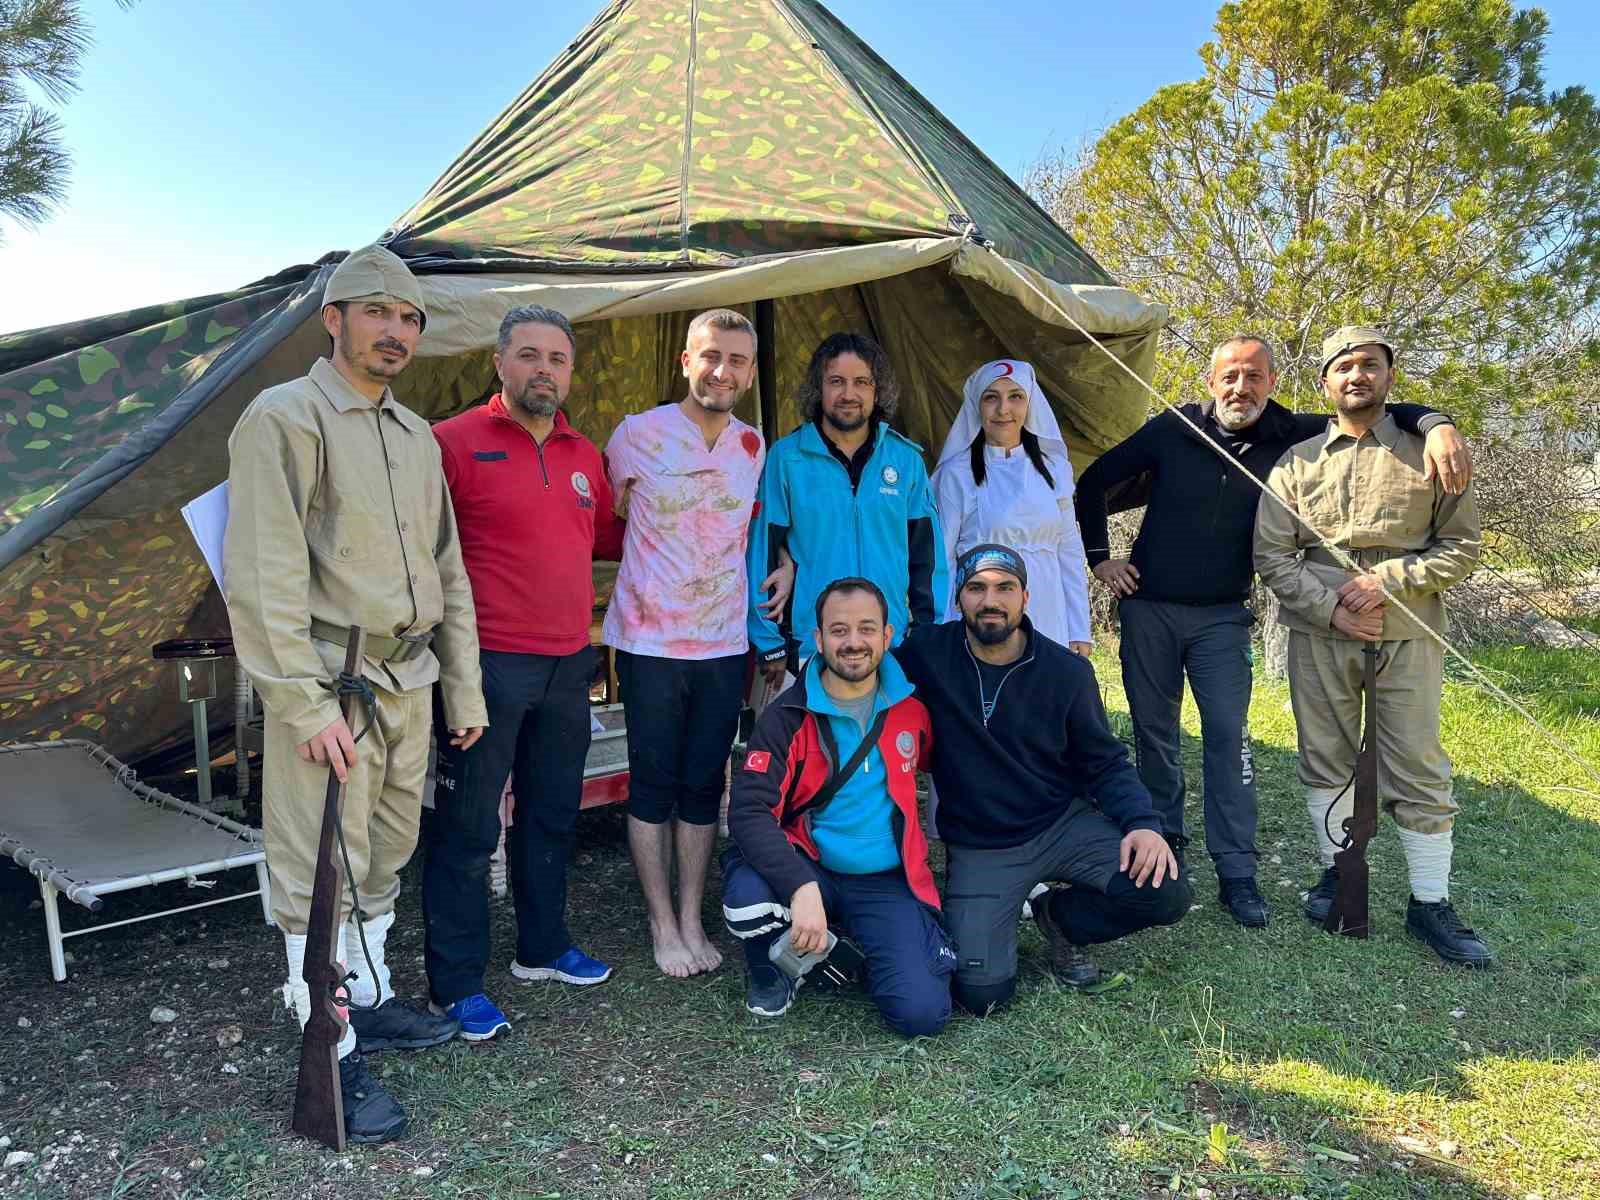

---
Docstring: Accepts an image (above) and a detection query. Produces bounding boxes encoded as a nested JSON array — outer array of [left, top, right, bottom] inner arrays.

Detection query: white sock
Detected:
[[1305, 788, 1352, 868], [1396, 826, 1453, 903], [283, 928, 357, 1059], [344, 909, 395, 1008]]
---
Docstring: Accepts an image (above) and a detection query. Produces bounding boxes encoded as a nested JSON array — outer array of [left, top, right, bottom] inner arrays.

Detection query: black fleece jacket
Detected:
[[893, 618, 1160, 849], [1073, 400, 1448, 606]]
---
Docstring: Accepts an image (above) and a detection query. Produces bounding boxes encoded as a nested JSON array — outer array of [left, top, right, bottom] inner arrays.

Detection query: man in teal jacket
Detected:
[[749, 333, 949, 686]]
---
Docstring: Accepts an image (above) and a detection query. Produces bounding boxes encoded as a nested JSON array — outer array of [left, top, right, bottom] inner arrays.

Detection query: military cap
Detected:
[[1320, 325, 1394, 376], [323, 244, 427, 329]]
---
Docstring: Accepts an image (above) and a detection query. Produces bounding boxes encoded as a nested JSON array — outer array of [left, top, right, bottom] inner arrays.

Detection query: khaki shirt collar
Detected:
[[1319, 408, 1401, 457], [309, 357, 428, 434]]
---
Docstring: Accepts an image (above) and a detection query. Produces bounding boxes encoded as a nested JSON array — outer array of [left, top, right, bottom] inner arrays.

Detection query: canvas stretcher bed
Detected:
[[0, 739, 270, 982]]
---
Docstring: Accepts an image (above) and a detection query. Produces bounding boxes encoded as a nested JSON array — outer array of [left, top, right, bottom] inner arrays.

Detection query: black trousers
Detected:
[[422, 646, 593, 1005]]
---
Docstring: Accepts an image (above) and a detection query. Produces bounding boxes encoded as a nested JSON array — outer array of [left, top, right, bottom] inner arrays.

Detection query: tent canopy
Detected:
[[0, 0, 1165, 760]]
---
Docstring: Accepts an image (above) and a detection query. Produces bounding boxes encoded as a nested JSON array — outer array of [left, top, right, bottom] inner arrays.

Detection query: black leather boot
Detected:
[[349, 998, 459, 1053], [1301, 867, 1339, 924], [1406, 897, 1493, 967], [339, 1051, 408, 1144], [1219, 877, 1268, 928]]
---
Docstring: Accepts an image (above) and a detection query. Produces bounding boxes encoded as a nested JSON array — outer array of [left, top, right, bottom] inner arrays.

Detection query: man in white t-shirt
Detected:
[[603, 310, 766, 977]]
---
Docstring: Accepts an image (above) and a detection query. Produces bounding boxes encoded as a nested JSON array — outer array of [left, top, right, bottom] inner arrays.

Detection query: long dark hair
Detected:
[[970, 427, 1055, 489], [797, 332, 901, 423]]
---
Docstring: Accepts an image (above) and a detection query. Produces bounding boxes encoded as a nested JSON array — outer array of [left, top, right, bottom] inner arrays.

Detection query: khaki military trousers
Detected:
[[262, 679, 432, 933], [1286, 631, 1457, 834]]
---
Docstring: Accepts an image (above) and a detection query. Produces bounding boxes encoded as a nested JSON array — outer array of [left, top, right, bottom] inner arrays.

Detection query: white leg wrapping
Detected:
[[1396, 827, 1453, 904], [282, 927, 355, 1059], [344, 909, 395, 1008], [1305, 787, 1352, 868]]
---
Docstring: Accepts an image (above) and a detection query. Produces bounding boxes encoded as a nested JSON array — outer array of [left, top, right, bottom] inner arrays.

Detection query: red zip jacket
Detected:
[[729, 668, 939, 909], [433, 398, 624, 655]]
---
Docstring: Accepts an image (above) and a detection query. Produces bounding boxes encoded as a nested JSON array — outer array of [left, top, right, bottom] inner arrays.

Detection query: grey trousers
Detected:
[[1118, 597, 1258, 879]]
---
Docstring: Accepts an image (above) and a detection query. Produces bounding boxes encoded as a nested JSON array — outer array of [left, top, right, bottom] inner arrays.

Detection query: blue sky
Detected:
[[1, 0, 1596, 334]]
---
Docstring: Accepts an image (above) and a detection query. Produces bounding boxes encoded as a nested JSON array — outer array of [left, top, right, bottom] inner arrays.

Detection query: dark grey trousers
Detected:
[[1118, 597, 1258, 880]]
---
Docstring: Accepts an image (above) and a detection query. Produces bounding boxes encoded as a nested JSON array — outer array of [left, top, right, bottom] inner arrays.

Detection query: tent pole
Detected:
[[756, 299, 777, 440]]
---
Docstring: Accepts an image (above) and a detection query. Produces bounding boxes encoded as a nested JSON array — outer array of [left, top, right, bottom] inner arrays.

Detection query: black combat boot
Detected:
[[1406, 897, 1494, 967], [1302, 866, 1339, 924], [339, 1051, 408, 1144], [349, 998, 459, 1053]]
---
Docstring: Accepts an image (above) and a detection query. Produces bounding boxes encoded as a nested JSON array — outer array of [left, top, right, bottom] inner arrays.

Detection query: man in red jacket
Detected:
[[723, 577, 953, 1036], [423, 305, 624, 1039]]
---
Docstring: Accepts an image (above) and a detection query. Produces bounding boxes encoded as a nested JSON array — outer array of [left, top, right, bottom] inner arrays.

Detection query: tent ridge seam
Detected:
[[678, 0, 698, 261]]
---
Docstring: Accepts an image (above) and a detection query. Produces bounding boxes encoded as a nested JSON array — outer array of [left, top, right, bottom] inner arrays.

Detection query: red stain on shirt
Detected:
[[741, 430, 761, 459]]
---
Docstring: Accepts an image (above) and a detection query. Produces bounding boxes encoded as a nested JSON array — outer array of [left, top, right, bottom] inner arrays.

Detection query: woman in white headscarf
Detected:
[[932, 359, 1092, 653]]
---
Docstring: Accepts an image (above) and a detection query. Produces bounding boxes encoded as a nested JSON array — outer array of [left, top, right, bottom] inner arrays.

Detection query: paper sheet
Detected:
[[181, 481, 229, 590]]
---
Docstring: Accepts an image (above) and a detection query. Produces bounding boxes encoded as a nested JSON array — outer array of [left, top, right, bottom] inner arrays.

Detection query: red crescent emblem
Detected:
[[996, 362, 1014, 377]]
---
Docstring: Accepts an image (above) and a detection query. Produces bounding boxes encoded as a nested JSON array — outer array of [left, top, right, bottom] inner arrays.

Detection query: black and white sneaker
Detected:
[[745, 964, 795, 1017]]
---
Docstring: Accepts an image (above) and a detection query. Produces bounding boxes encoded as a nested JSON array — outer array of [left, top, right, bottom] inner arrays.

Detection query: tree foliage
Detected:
[[1032, 0, 1600, 589]]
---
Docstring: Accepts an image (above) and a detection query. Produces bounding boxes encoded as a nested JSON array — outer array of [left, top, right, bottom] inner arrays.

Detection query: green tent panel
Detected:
[[0, 0, 1165, 761]]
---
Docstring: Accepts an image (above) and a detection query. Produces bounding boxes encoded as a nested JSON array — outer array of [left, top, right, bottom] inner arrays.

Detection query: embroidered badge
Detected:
[[895, 731, 916, 759], [570, 471, 591, 497], [744, 751, 772, 772], [881, 465, 899, 486]]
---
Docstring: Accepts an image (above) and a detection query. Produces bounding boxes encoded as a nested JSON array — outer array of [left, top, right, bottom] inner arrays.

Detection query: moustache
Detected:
[[977, 609, 1008, 620], [373, 340, 409, 356]]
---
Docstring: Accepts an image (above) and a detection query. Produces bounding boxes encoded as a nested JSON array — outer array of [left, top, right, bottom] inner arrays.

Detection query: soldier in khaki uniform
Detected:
[[224, 245, 488, 1142], [1254, 326, 1492, 967]]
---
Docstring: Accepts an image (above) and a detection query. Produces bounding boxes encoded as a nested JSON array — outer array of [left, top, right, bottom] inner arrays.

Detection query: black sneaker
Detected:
[[1406, 897, 1494, 968], [1219, 877, 1269, 928], [1031, 886, 1102, 989], [745, 964, 794, 1017], [1302, 867, 1340, 924], [339, 1051, 408, 1144], [349, 998, 460, 1053]]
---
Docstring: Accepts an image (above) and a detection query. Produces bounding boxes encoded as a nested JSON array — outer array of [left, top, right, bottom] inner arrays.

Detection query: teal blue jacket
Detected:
[[747, 420, 948, 659]]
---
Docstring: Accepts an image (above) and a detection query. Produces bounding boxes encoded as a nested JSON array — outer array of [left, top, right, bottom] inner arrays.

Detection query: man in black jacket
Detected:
[[895, 544, 1188, 1015], [1074, 335, 1471, 928]]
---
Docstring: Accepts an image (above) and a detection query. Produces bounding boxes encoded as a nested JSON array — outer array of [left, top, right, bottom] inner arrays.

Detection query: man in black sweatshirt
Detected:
[[1074, 335, 1470, 929], [895, 544, 1188, 1015]]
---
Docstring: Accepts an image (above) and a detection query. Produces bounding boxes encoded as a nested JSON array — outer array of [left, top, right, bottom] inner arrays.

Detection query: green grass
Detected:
[[1, 644, 1596, 1199]]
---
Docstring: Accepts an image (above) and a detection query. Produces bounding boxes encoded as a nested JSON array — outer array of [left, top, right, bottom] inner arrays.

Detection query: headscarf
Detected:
[[934, 359, 1068, 476]]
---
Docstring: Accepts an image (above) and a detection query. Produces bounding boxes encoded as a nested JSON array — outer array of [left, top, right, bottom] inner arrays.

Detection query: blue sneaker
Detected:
[[510, 946, 613, 986], [428, 993, 510, 1042]]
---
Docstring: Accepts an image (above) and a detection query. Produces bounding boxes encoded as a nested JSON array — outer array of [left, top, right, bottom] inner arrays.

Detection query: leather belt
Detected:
[[1304, 547, 1406, 568], [309, 617, 434, 663]]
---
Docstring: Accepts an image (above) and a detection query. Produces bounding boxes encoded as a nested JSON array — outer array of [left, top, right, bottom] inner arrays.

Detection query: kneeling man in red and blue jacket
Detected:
[[723, 577, 954, 1036]]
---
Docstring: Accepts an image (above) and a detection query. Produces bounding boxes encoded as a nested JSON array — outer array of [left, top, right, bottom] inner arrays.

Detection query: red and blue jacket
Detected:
[[728, 655, 939, 909]]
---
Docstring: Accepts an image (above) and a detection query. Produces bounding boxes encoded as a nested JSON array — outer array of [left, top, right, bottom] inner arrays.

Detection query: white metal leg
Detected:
[[40, 880, 66, 982], [256, 860, 275, 927]]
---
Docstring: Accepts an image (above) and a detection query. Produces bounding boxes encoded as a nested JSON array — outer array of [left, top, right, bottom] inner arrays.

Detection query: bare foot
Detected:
[[679, 920, 724, 975], [650, 922, 695, 979]]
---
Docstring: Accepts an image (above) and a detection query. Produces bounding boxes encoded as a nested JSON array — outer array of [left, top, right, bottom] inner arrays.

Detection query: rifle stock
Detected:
[[1324, 641, 1380, 938], [291, 626, 367, 1150]]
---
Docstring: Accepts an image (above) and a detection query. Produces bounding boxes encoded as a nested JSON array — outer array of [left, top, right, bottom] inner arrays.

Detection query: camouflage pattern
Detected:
[[388, 0, 1108, 284]]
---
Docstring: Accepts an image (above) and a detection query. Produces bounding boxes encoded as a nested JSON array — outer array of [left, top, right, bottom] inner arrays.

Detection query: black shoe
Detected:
[[1219, 877, 1269, 928], [1164, 832, 1189, 873], [349, 998, 460, 1053], [1302, 867, 1340, 924], [339, 1051, 408, 1144], [1031, 886, 1102, 989], [1406, 897, 1494, 967], [745, 964, 794, 1017]]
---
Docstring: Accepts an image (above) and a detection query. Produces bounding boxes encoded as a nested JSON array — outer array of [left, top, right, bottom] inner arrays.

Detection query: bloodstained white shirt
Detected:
[[602, 403, 765, 659]]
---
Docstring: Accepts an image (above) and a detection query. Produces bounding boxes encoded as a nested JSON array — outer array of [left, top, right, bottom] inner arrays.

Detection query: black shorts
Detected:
[[616, 650, 745, 825]]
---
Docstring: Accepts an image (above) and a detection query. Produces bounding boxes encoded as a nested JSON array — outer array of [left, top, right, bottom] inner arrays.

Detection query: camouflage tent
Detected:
[[0, 0, 1165, 762]]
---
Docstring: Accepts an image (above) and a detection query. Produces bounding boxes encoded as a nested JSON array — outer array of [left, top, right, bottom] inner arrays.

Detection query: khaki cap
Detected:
[[323, 244, 427, 329], [1320, 325, 1394, 376]]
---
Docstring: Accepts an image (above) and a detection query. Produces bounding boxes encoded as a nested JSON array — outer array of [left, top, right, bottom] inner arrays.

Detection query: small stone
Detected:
[[207, 958, 229, 970], [1269, 854, 1283, 864], [623, 1153, 635, 1165], [1449, 1008, 1467, 1018], [221, 1064, 239, 1075], [150, 1006, 178, 1024], [1392, 1003, 1406, 1012], [1117, 1123, 1131, 1135], [0, 1137, 9, 1150], [216, 1025, 243, 1047], [16, 1018, 31, 1029], [1277, 878, 1295, 887], [1395, 1135, 1428, 1153], [761, 1153, 779, 1164], [1438, 1141, 1459, 1158], [1195, 1189, 1214, 1200], [411, 1166, 434, 1178], [4, 1151, 36, 1169], [189, 1158, 206, 1170]]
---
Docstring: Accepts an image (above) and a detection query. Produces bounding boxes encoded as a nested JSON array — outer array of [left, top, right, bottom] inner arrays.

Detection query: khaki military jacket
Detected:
[[223, 358, 487, 741], [1254, 411, 1480, 641]]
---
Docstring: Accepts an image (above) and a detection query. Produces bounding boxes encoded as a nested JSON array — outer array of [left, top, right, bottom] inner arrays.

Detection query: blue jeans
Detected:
[[721, 847, 955, 1037]]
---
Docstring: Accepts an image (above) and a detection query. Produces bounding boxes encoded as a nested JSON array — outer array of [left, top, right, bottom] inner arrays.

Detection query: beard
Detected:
[[342, 337, 408, 382], [822, 405, 868, 433], [1335, 380, 1389, 415], [1215, 397, 1265, 431], [510, 379, 561, 417], [822, 645, 878, 682], [963, 607, 1019, 646], [688, 380, 740, 413]]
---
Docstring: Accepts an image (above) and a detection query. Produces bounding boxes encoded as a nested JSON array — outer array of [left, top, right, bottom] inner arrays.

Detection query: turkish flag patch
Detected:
[[744, 751, 772, 772]]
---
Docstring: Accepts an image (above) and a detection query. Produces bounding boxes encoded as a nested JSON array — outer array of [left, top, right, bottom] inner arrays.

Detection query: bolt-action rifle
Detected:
[[291, 626, 367, 1149], [1324, 641, 1380, 938]]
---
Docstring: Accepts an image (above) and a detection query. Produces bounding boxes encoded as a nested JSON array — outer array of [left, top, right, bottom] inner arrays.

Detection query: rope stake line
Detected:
[[985, 249, 1600, 789]]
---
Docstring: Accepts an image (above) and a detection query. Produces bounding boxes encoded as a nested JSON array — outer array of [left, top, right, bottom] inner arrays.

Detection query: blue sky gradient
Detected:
[[1, 0, 1595, 333]]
